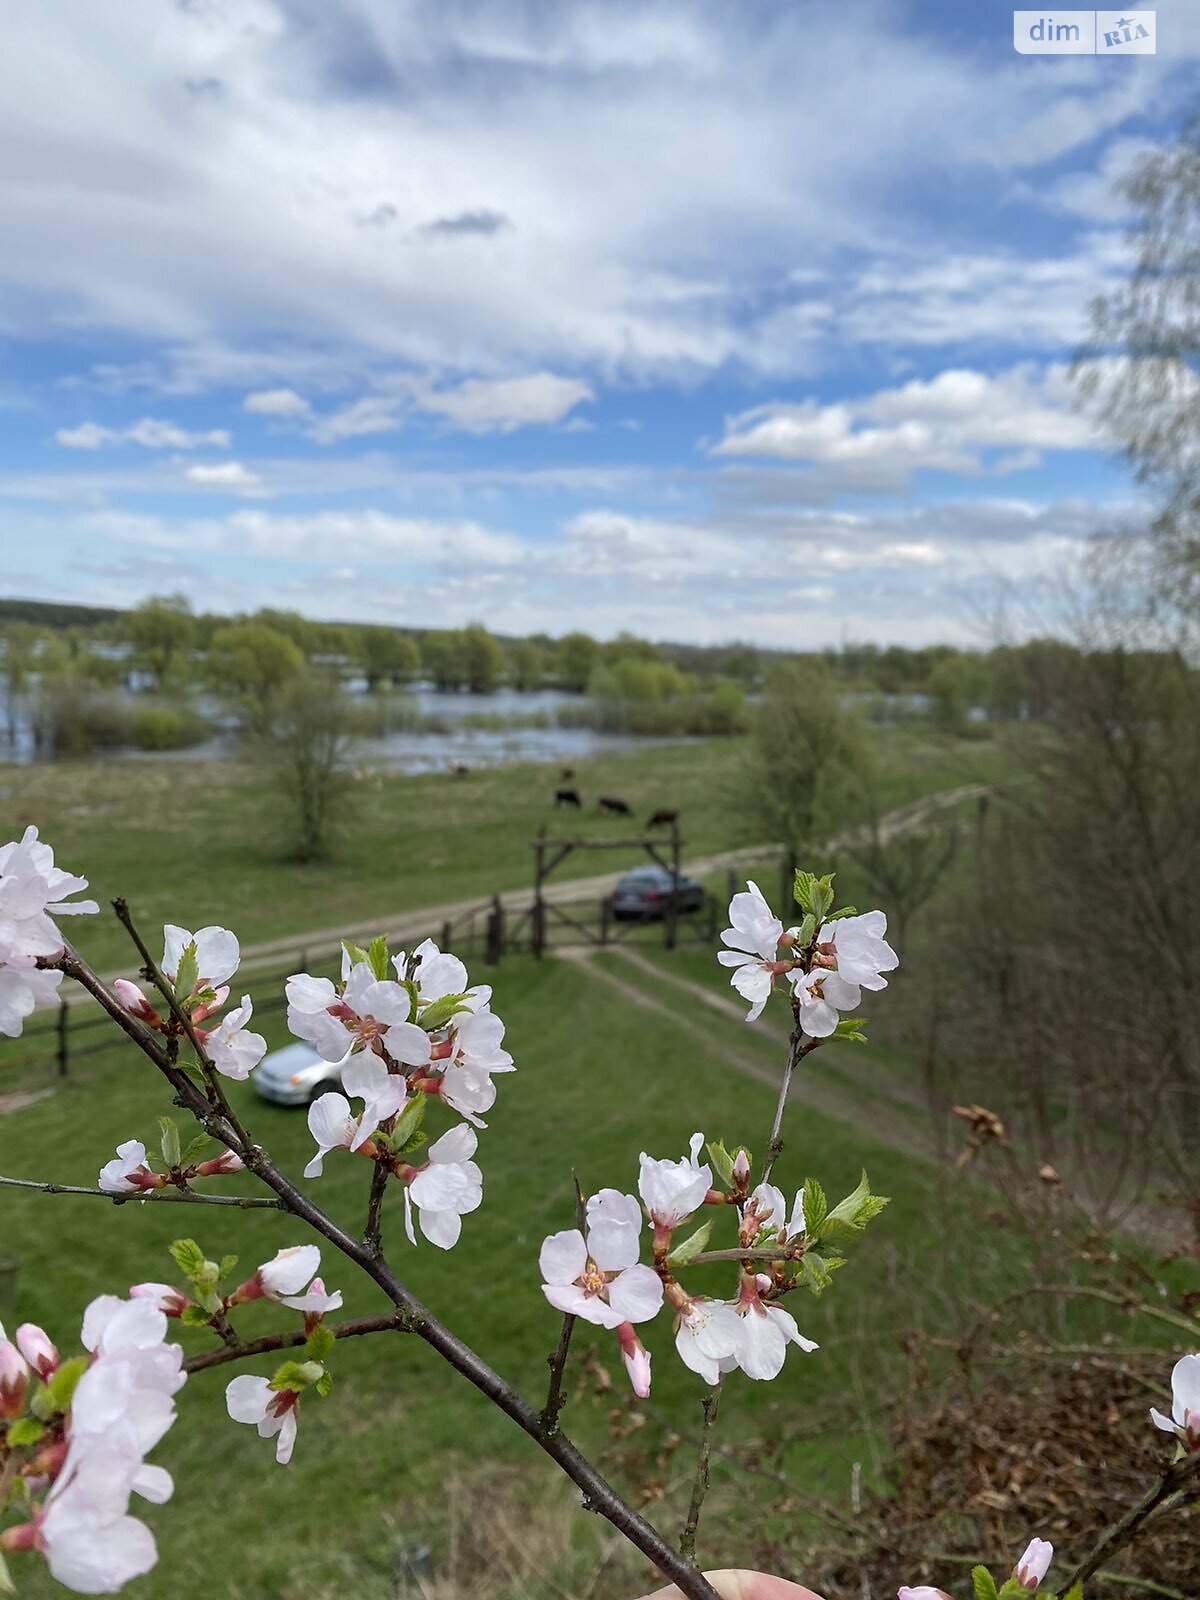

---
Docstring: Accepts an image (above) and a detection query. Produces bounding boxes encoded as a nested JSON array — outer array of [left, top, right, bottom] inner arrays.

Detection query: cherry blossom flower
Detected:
[[0, 826, 98, 963], [540, 1192, 662, 1330], [435, 1005, 515, 1124], [404, 1124, 483, 1249], [225, 1375, 299, 1465], [161, 924, 240, 990], [638, 1132, 712, 1229], [98, 1140, 163, 1196], [394, 938, 470, 1004], [718, 881, 788, 1021], [616, 1322, 653, 1399], [747, 1183, 805, 1244], [304, 1092, 360, 1178], [897, 1589, 952, 1600], [36, 1445, 163, 1594], [256, 1246, 322, 1300], [1150, 1352, 1200, 1451], [279, 1277, 343, 1315], [673, 1297, 742, 1385], [0, 956, 63, 1037], [0, 1335, 28, 1417], [789, 966, 862, 1039], [112, 979, 161, 1028], [287, 962, 428, 1066], [729, 1277, 818, 1381], [302, 1055, 406, 1178], [201, 995, 266, 1080], [1013, 1537, 1054, 1591], [194, 1150, 244, 1179], [16, 1323, 60, 1381], [823, 909, 898, 991]]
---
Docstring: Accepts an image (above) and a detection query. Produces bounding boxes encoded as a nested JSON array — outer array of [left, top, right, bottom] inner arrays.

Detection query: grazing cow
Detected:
[[599, 795, 632, 816], [449, 761, 470, 778], [555, 787, 582, 808], [646, 808, 678, 829]]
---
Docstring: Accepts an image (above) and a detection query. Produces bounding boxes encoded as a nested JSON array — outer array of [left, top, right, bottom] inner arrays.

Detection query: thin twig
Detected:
[[49, 937, 724, 1600], [364, 1159, 390, 1255], [761, 1014, 817, 1185], [680, 1381, 723, 1563], [183, 1311, 410, 1373], [0, 1174, 282, 1209], [687, 1246, 806, 1266], [1063, 1450, 1200, 1591], [540, 1311, 577, 1438]]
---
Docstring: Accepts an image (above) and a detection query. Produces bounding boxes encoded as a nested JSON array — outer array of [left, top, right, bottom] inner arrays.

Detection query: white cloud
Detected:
[[414, 373, 593, 433], [243, 387, 312, 417], [712, 362, 1101, 491], [55, 417, 230, 450], [185, 460, 262, 493]]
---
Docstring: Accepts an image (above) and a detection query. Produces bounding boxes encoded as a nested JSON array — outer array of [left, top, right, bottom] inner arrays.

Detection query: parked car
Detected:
[[609, 865, 705, 921], [252, 1041, 343, 1107]]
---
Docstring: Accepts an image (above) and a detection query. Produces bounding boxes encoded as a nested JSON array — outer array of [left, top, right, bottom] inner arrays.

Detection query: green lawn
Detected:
[[0, 726, 1024, 974], [1, 934, 1158, 1600]]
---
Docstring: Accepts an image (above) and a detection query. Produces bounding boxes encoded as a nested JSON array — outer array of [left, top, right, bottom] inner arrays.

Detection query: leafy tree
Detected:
[[557, 631, 598, 693], [421, 629, 466, 691], [357, 628, 420, 691], [124, 595, 195, 691], [207, 623, 305, 731], [510, 640, 545, 691], [259, 670, 353, 862], [461, 624, 504, 694]]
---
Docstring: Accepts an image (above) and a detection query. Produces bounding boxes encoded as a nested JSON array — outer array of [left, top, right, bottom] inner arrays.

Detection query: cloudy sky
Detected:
[[2, 0, 1194, 646]]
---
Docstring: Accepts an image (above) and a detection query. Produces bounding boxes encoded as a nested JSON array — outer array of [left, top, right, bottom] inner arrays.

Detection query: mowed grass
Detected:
[[0, 726, 1023, 973]]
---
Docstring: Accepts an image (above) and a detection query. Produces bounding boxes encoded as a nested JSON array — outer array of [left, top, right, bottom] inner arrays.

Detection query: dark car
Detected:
[[610, 865, 705, 921]]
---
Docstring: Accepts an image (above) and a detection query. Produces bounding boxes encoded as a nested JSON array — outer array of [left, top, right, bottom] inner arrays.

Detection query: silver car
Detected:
[[252, 1041, 344, 1107]]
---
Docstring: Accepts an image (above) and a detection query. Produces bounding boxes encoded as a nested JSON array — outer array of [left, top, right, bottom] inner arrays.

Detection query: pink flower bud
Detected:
[[616, 1322, 652, 1399], [0, 1340, 28, 1418], [113, 978, 163, 1028], [192, 984, 231, 1024], [1013, 1538, 1053, 1592], [15, 1324, 58, 1381], [130, 1282, 191, 1317], [732, 1149, 751, 1182], [196, 1149, 245, 1178]]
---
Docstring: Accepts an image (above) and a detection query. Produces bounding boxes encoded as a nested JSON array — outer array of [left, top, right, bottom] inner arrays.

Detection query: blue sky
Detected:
[[1, 0, 1193, 646]]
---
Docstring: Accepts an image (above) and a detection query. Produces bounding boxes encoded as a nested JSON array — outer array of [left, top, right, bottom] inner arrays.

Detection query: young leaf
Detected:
[[391, 1092, 426, 1150], [44, 1356, 89, 1412], [794, 912, 817, 948], [824, 1172, 890, 1237], [832, 1017, 869, 1045], [367, 935, 391, 982], [315, 1371, 334, 1397], [801, 1176, 827, 1237], [996, 1583, 1030, 1600], [179, 1132, 213, 1169], [270, 1359, 324, 1392], [5, 1416, 46, 1449], [797, 1252, 844, 1295], [174, 940, 199, 1002], [169, 1238, 207, 1279], [822, 905, 858, 922], [792, 870, 817, 914], [180, 1304, 213, 1328], [342, 940, 370, 970], [666, 1219, 713, 1268], [305, 1325, 336, 1362], [971, 1568, 999, 1600], [418, 993, 470, 1032], [705, 1141, 735, 1187], [158, 1116, 181, 1170]]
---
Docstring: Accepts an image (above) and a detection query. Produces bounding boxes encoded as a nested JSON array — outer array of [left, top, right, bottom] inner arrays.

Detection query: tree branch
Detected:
[[184, 1311, 410, 1373], [0, 1175, 282, 1209], [1063, 1449, 1200, 1592], [539, 1311, 577, 1438], [761, 1014, 817, 1185], [679, 1380, 723, 1563]]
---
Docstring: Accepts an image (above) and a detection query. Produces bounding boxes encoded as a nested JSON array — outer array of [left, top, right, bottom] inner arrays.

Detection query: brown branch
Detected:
[[0, 1174, 282, 1209], [760, 1015, 818, 1185], [1063, 1449, 1200, 1592], [184, 1311, 410, 1373], [679, 1380, 723, 1563], [49, 935, 724, 1600], [539, 1311, 577, 1438]]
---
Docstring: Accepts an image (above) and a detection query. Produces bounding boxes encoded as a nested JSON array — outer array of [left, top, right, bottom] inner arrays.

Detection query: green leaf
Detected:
[[705, 1141, 735, 1186], [832, 1017, 869, 1045], [179, 1132, 213, 1169], [180, 1305, 212, 1328], [218, 1254, 239, 1282], [391, 1092, 426, 1149], [367, 934, 391, 982], [305, 1325, 336, 1362], [996, 1583, 1029, 1600], [342, 940, 370, 970], [797, 1252, 844, 1295], [44, 1355, 89, 1412], [794, 912, 817, 947], [158, 1116, 181, 1169], [5, 1416, 45, 1449], [418, 993, 471, 1032], [824, 1172, 890, 1238], [0, 1547, 15, 1596], [971, 1568, 999, 1600], [270, 1359, 324, 1393], [792, 870, 818, 914], [399, 1129, 428, 1156], [666, 1218, 713, 1268], [315, 1371, 334, 1397], [801, 1177, 827, 1237], [169, 1237, 206, 1278], [1060, 1587, 1085, 1600], [174, 939, 199, 1001], [822, 905, 858, 922]]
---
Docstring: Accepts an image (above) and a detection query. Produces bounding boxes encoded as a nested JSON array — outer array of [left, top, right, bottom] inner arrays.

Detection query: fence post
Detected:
[[485, 895, 504, 966], [532, 897, 545, 960], [441, 920, 452, 952], [56, 998, 69, 1079]]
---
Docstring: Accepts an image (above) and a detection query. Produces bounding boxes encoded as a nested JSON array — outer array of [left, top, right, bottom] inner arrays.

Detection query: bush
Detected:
[[30, 685, 133, 758], [130, 705, 210, 752]]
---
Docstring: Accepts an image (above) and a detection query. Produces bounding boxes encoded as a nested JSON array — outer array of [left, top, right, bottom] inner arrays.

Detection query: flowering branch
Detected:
[[0, 1174, 282, 1209], [182, 1311, 412, 1373]]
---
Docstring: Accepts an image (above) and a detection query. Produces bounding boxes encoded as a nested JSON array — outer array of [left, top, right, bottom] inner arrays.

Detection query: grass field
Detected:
[[0, 727, 1022, 973], [2, 931, 1179, 1600]]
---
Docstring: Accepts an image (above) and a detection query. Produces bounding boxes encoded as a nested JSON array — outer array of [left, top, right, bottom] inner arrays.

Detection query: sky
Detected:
[[1, 0, 1195, 649]]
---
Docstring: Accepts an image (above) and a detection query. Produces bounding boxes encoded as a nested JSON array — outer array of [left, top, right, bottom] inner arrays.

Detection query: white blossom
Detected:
[[748, 1183, 806, 1244], [302, 1055, 407, 1179], [616, 1323, 653, 1399], [202, 995, 267, 1079], [15, 1323, 58, 1381], [717, 881, 786, 1021], [287, 962, 429, 1065], [303, 1093, 360, 1179], [97, 1141, 158, 1197], [257, 1245, 321, 1299], [0, 957, 63, 1038], [436, 1004, 515, 1124], [225, 1375, 298, 1465], [0, 1334, 28, 1415], [730, 1285, 818, 1381], [161, 924, 240, 989], [540, 1192, 662, 1330], [0, 826, 98, 964], [789, 966, 862, 1038], [823, 909, 898, 990], [638, 1132, 711, 1229], [1150, 1352, 1200, 1451], [674, 1297, 742, 1386], [1013, 1537, 1054, 1592], [896, 1588, 951, 1600], [279, 1276, 343, 1315], [404, 1124, 483, 1249], [394, 937, 469, 1004]]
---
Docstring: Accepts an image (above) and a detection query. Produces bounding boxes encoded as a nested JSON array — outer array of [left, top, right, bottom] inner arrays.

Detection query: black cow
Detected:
[[555, 787, 582, 808], [646, 808, 678, 828], [599, 795, 632, 816]]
